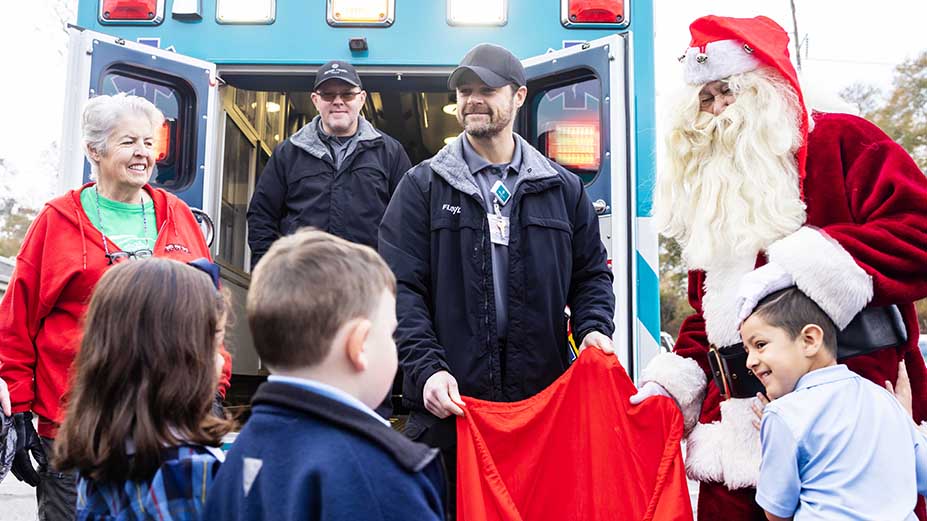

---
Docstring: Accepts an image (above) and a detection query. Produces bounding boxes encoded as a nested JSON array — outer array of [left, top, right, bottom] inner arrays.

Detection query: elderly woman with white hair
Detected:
[[0, 93, 231, 520]]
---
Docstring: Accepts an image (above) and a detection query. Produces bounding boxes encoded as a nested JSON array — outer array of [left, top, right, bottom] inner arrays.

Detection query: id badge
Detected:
[[487, 213, 510, 246]]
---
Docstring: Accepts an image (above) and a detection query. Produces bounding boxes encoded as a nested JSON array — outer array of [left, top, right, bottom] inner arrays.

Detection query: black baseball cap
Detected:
[[448, 43, 526, 90], [314, 60, 363, 90]]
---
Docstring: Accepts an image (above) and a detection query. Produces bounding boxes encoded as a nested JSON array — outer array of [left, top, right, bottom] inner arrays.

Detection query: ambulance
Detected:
[[58, 0, 660, 402]]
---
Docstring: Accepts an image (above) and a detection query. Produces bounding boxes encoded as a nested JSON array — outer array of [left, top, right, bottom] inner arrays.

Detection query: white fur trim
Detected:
[[702, 259, 758, 347], [683, 39, 761, 85], [766, 227, 874, 329], [640, 353, 707, 432], [685, 398, 762, 490], [685, 422, 724, 483], [918, 421, 927, 437], [718, 398, 762, 489]]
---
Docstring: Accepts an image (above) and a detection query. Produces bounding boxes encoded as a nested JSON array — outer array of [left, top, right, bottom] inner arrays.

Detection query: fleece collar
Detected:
[[430, 132, 559, 198], [289, 115, 381, 160]]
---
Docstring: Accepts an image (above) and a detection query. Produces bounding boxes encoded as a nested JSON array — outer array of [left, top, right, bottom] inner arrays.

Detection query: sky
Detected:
[[0, 0, 925, 208]]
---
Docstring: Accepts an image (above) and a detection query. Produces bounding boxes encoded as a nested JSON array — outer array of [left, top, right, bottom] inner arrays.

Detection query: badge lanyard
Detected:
[[489, 179, 511, 245]]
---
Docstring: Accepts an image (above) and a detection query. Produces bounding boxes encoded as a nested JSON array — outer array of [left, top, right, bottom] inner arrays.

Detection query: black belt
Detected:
[[708, 305, 907, 399]]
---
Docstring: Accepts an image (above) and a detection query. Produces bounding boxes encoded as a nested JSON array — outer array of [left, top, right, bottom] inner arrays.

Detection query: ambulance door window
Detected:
[[99, 71, 195, 191], [234, 89, 259, 129], [529, 75, 602, 186], [262, 92, 286, 151], [217, 116, 255, 270]]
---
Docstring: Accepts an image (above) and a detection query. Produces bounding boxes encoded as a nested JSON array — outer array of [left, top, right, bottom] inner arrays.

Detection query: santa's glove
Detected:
[[9, 412, 45, 487], [630, 381, 673, 407], [735, 262, 794, 324]]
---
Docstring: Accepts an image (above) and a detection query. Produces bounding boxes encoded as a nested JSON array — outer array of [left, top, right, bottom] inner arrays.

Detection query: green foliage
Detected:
[[658, 236, 690, 337], [0, 198, 37, 258], [839, 50, 927, 171]]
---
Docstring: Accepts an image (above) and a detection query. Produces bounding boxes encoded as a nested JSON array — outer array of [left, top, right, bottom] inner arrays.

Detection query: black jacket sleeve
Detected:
[[565, 174, 616, 342], [247, 143, 289, 269], [378, 170, 450, 403], [387, 140, 413, 196]]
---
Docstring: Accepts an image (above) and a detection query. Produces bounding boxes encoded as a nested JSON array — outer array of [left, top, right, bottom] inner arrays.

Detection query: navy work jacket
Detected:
[[379, 134, 615, 442], [247, 116, 411, 268]]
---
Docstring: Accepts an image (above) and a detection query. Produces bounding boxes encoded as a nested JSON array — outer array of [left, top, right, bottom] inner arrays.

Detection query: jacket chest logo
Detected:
[[442, 204, 461, 215], [165, 243, 190, 254]]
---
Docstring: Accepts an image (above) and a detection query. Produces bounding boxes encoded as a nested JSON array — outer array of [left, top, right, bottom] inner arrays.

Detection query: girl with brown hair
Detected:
[[53, 257, 233, 520]]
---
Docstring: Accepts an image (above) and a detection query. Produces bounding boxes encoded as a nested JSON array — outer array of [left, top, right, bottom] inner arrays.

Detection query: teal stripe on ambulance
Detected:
[[636, 250, 660, 344]]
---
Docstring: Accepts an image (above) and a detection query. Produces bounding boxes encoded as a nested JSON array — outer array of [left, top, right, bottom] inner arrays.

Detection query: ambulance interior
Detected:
[[215, 71, 604, 406], [215, 71, 602, 275]]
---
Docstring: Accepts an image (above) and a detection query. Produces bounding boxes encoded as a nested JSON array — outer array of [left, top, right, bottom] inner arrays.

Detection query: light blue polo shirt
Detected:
[[757, 364, 927, 520]]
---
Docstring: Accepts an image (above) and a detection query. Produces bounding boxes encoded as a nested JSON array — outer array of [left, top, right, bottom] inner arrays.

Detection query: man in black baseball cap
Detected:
[[313, 60, 363, 90], [447, 43, 526, 90], [380, 43, 615, 517], [247, 59, 412, 404]]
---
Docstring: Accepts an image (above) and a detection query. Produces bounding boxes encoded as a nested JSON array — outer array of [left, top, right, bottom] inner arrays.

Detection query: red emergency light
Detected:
[[100, 0, 164, 23], [563, 0, 626, 26]]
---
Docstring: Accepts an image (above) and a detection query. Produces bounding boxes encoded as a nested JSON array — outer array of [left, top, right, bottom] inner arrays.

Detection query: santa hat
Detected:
[[680, 15, 809, 190]]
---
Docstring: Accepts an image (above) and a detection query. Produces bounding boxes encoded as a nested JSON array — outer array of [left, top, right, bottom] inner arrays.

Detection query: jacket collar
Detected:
[[252, 381, 439, 473], [289, 115, 382, 160], [430, 132, 560, 198]]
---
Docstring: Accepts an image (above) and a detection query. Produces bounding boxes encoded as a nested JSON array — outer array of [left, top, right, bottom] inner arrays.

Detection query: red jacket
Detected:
[[0, 183, 232, 438]]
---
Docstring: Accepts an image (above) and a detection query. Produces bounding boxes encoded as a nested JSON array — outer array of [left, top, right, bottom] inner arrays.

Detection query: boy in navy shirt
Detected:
[[739, 286, 927, 520], [203, 229, 446, 521]]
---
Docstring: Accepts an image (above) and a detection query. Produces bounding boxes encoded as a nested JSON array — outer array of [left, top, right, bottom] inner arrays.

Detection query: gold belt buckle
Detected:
[[709, 344, 732, 400]]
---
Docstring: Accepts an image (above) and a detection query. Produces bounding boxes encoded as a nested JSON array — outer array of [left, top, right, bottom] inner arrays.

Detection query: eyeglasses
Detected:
[[106, 249, 154, 265], [315, 90, 362, 102]]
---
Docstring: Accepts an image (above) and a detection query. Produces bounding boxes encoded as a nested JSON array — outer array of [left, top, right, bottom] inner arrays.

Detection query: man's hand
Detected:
[[629, 381, 673, 407], [423, 371, 466, 419], [0, 377, 10, 417], [10, 412, 45, 487], [735, 262, 794, 324], [886, 360, 913, 418], [578, 331, 614, 354]]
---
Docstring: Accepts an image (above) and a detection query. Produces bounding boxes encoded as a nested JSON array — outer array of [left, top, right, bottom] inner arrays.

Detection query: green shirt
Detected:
[[80, 187, 157, 252]]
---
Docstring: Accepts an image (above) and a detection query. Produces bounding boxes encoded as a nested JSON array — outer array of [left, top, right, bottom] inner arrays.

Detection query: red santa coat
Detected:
[[644, 112, 927, 519]]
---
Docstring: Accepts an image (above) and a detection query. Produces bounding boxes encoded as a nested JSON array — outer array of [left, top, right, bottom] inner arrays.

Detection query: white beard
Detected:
[[655, 69, 807, 271]]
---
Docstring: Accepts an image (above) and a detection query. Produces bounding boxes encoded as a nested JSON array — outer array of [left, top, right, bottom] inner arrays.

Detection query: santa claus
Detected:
[[631, 15, 927, 520]]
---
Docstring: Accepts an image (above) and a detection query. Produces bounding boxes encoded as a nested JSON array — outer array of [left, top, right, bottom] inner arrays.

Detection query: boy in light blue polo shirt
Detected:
[[740, 287, 927, 521]]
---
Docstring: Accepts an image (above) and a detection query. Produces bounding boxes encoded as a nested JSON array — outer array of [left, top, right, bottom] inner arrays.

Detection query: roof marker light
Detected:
[[327, 0, 395, 27], [446, 0, 507, 26], [561, 0, 628, 28], [216, 0, 276, 25], [99, 0, 165, 25]]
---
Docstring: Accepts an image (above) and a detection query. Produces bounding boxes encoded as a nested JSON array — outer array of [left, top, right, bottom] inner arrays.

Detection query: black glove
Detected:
[[211, 392, 225, 419], [10, 412, 45, 487]]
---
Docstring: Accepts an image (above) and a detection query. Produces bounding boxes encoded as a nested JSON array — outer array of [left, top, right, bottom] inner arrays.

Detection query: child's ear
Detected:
[[799, 324, 825, 357], [344, 318, 372, 372]]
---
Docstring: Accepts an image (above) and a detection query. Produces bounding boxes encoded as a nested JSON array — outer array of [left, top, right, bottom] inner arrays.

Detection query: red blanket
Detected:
[[457, 348, 693, 521]]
